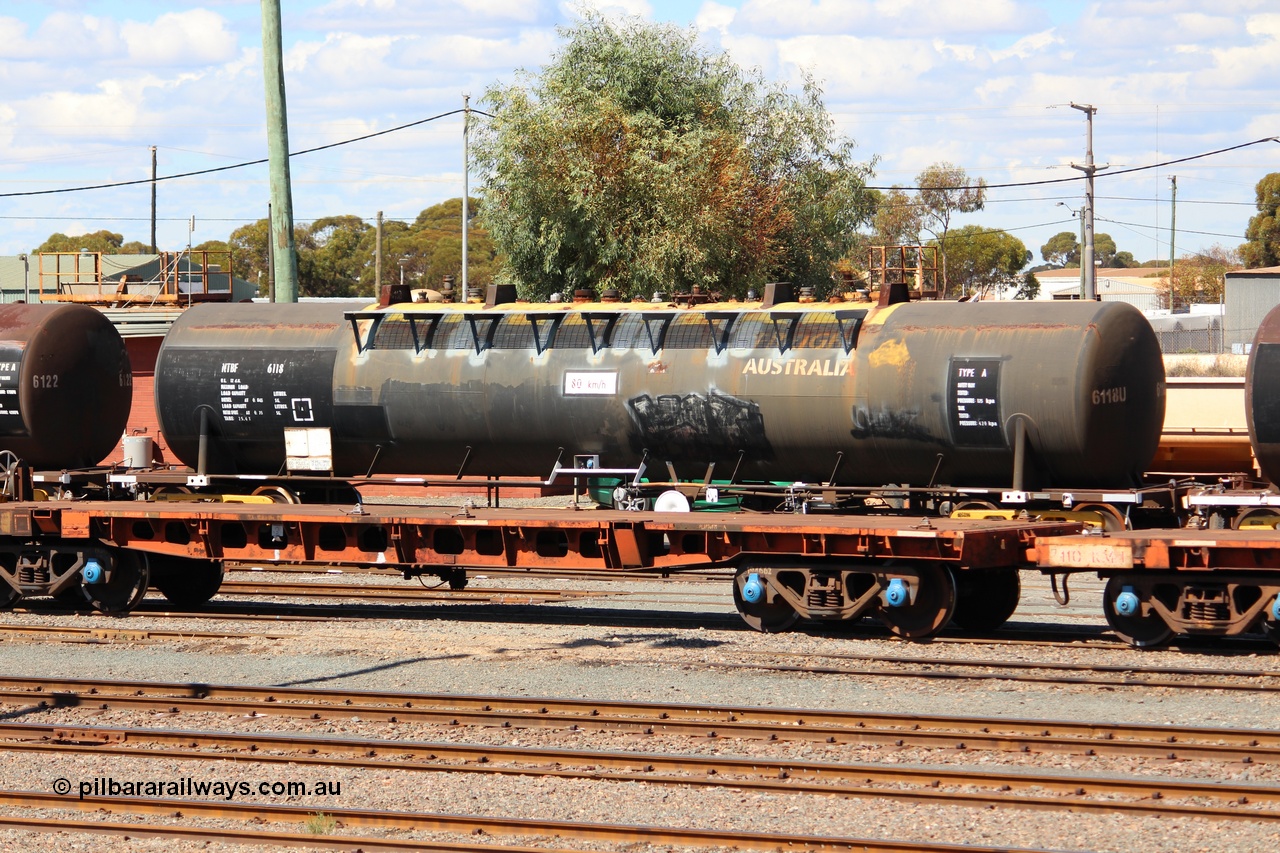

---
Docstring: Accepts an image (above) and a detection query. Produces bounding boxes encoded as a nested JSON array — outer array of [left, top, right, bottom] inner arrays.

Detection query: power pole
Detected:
[[267, 202, 275, 302], [375, 211, 383, 293], [1069, 103, 1107, 300], [149, 146, 157, 253], [261, 0, 298, 302], [1168, 176, 1177, 307], [461, 94, 470, 302]]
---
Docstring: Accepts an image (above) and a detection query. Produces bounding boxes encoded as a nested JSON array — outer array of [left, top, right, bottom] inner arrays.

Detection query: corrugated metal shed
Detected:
[[1224, 266, 1280, 353]]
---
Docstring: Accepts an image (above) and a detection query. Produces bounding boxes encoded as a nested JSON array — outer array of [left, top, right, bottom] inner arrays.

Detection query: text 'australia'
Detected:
[[742, 358, 849, 377]]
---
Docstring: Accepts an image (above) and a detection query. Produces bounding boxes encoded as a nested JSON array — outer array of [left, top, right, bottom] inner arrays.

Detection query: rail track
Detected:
[[1, 720, 1278, 819], [228, 561, 735, 584], [0, 790, 1069, 853], [215, 579, 621, 604], [4, 674, 1280, 762]]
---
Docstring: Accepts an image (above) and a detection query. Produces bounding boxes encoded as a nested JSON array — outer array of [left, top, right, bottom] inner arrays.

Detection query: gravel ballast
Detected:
[[0, 567, 1277, 852]]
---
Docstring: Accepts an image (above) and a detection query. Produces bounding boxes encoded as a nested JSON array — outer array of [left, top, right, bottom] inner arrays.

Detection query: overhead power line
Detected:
[[865, 136, 1280, 192], [0, 110, 1271, 200], [0, 108, 492, 199]]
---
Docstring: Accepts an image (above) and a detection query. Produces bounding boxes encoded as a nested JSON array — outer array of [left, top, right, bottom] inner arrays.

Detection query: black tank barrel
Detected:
[[154, 299, 1165, 490], [1247, 304, 1280, 484], [0, 303, 132, 468]]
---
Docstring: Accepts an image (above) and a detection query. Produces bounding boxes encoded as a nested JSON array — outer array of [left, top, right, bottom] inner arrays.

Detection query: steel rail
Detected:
[[0, 789, 1055, 853], [0, 623, 287, 642], [28, 599, 750, 632], [742, 649, 1280, 680], [227, 562, 733, 583], [3, 722, 1279, 817], [707, 656, 1280, 693], [215, 580, 611, 604], [3, 675, 1279, 761], [0, 815, 632, 853]]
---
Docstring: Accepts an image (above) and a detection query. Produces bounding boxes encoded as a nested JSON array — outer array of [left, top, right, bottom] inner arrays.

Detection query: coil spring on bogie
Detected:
[[1183, 587, 1231, 623], [807, 589, 843, 608], [1185, 600, 1231, 622], [17, 564, 49, 585]]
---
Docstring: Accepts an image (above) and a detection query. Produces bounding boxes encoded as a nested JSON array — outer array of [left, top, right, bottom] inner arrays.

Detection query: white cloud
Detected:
[[311, 0, 549, 28], [989, 28, 1061, 62], [120, 10, 238, 66], [694, 1, 737, 32], [1202, 13, 1280, 87], [729, 0, 1033, 37], [0, 0, 1270, 259], [570, 0, 655, 19], [401, 30, 561, 73], [287, 32, 398, 79], [774, 35, 939, 101]]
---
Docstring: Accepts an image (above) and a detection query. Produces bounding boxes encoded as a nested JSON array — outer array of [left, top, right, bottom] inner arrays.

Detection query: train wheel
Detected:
[[83, 549, 150, 614], [732, 566, 799, 633], [1264, 621, 1280, 647], [1103, 576, 1173, 649], [251, 486, 301, 504], [950, 566, 1021, 632], [150, 555, 225, 607], [1233, 509, 1280, 530], [949, 500, 1009, 521], [876, 563, 957, 641], [0, 581, 19, 610], [1075, 503, 1127, 532], [0, 450, 20, 499]]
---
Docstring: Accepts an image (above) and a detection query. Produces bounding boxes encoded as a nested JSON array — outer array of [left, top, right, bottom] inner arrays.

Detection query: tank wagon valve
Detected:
[[740, 573, 765, 604], [884, 577, 912, 608], [1113, 585, 1141, 618]]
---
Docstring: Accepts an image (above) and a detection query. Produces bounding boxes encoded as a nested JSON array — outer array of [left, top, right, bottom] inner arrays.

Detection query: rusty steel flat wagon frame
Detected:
[[0, 499, 1081, 640], [1036, 528, 1280, 648]]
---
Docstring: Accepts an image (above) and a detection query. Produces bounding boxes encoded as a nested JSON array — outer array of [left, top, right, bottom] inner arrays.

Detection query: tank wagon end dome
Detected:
[[0, 303, 132, 469]]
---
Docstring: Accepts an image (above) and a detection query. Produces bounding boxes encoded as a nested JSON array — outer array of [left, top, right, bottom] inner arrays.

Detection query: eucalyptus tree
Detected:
[[473, 11, 876, 299], [1242, 172, 1280, 268], [914, 162, 986, 297], [934, 225, 1029, 299]]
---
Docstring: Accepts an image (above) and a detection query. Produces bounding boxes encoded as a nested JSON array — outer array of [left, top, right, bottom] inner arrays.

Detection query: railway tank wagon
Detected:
[[154, 296, 1165, 491], [151, 291, 1165, 634], [0, 303, 138, 612], [1035, 301, 1280, 649], [1248, 304, 1280, 491], [0, 303, 132, 470]]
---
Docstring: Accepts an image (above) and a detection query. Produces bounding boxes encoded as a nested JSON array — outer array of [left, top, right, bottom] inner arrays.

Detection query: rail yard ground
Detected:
[[0, 567, 1277, 853]]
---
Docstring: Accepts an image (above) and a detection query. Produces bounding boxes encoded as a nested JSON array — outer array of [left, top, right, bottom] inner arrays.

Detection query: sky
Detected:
[[1, 0, 1278, 271]]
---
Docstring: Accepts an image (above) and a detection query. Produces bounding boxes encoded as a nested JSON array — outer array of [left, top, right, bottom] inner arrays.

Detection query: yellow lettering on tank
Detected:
[[868, 338, 910, 368], [741, 357, 852, 377]]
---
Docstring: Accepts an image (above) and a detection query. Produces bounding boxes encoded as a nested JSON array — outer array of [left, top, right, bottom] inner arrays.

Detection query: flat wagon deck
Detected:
[[1037, 527, 1280, 647], [0, 498, 1080, 640]]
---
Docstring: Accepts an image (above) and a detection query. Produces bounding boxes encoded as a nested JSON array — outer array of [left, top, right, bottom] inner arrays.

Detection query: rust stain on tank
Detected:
[[868, 338, 910, 368]]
